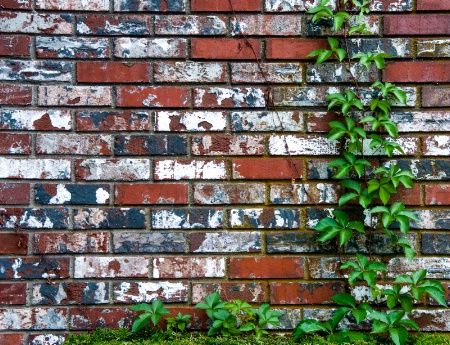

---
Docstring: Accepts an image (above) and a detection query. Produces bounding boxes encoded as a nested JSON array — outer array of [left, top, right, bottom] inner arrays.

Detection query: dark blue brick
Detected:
[[32, 282, 109, 305], [74, 208, 146, 229], [228, 208, 300, 229], [267, 232, 336, 253], [113, 232, 186, 253], [114, 135, 187, 155], [0, 257, 69, 280], [116, 0, 185, 11], [35, 184, 110, 205]]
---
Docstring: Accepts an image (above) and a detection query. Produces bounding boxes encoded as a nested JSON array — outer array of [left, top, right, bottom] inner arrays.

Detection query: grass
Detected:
[[63, 328, 450, 345]]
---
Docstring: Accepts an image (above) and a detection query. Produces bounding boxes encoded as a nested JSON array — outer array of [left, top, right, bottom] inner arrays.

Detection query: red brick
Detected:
[[191, 0, 260, 12], [0, 283, 27, 305], [194, 183, 265, 204], [153, 257, 226, 278], [0, 134, 32, 154], [266, 38, 328, 60], [194, 88, 267, 108], [116, 86, 190, 108], [115, 183, 188, 205], [77, 62, 151, 83], [34, 232, 109, 254], [70, 307, 136, 330], [232, 158, 302, 179], [37, 0, 108, 10], [0, 0, 31, 9], [383, 62, 450, 83], [0, 334, 24, 345], [417, 0, 450, 10], [229, 257, 304, 279], [0, 85, 32, 105], [426, 185, 450, 205], [0, 183, 30, 204], [389, 185, 421, 206], [270, 282, 344, 304], [384, 15, 450, 35], [0, 35, 30, 56], [422, 87, 450, 107], [0, 234, 28, 255], [191, 38, 261, 60]]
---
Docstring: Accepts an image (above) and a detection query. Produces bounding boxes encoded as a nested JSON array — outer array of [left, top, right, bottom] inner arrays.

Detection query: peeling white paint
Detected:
[[114, 281, 187, 303], [269, 135, 339, 155], [156, 111, 226, 131], [1, 109, 71, 130], [49, 184, 72, 204], [193, 232, 261, 253]]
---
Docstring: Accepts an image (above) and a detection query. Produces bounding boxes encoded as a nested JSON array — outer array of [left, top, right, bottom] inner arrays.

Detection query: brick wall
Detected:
[[0, 0, 450, 343]]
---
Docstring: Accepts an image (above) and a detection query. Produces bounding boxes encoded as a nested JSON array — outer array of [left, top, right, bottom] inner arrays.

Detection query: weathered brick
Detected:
[[114, 37, 186, 58], [0, 35, 30, 56], [425, 185, 450, 205], [388, 258, 450, 279], [194, 87, 267, 108], [37, 0, 108, 10], [36, 134, 111, 155], [74, 257, 149, 278], [115, 183, 188, 205], [35, 184, 110, 205], [0, 284, 26, 304], [231, 63, 302, 83], [32, 282, 109, 305], [307, 257, 347, 279], [423, 136, 450, 156], [115, 135, 187, 155], [36, 36, 109, 59], [74, 208, 146, 229], [386, 159, 450, 181], [154, 62, 226, 83], [417, 39, 450, 58], [306, 208, 372, 230], [270, 183, 340, 205], [270, 282, 344, 304], [307, 63, 378, 83], [230, 257, 304, 279], [346, 38, 412, 58], [0, 183, 29, 204], [267, 232, 336, 253], [412, 310, 450, 331], [155, 111, 226, 132], [345, 233, 418, 255], [152, 208, 224, 229], [38, 86, 111, 106], [384, 62, 450, 83], [307, 15, 379, 36], [0, 208, 69, 229], [0, 0, 31, 9], [0, 158, 71, 179], [360, 136, 418, 156], [265, 0, 335, 12], [77, 62, 151, 83], [154, 159, 226, 180], [155, 15, 226, 35], [29, 334, 67, 345], [70, 307, 135, 330], [0, 133, 31, 154], [1, 109, 71, 131], [422, 233, 450, 254], [190, 232, 261, 253], [113, 281, 188, 303], [0, 257, 69, 279], [114, 0, 186, 11], [357, 86, 417, 107], [194, 183, 266, 204], [231, 15, 302, 36], [113, 232, 185, 253], [76, 159, 150, 181], [422, 87, 450, 107], [392, 112, 450, 132], [191, 38, 261, 60], [231, 111, 303, 131], [0, 308, 67, 330], [0, 84, 32, 105], [192, 283, 266, 303], [269, 134, 340, 155], [307, 112, 339, 133], [0, 12, 73, 34], [34, 232, 109, 254], [191, 0, 260, 11], [117, 86, 190, 108], [389, 185, 421, 206], [76, 110, 150, 131], [417, 0, 450, 10], [0, 60, 71, 81], [266, 38, 328, 59], [273, 86, 340, 107], [153, 257, 226, 278], [370, 0, 412, 11], [229, 208, 300, 229], [192, 135, 264, 156], [76, 14, 150, 35], [385, 15, 450, 35], [232, 158, 302, 179], [0, 233, 28, 255]]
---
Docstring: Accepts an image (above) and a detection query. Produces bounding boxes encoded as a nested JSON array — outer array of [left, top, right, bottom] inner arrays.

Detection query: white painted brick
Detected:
[[114, 38, 186, 58], [269, 135, 339, 155], [0, 158, 70, 179], [38, 86, 111, 106], [231, 111, 303, 131], [0, 109, 71, 130], [155, 111, 226, 131], [78, 159, 150, 181], [154, 159, 226, 180]]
